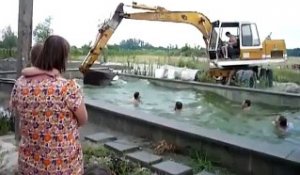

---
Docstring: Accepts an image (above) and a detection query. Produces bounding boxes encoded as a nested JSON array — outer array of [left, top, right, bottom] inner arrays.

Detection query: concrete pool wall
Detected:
[[84, 100, 300, 175]]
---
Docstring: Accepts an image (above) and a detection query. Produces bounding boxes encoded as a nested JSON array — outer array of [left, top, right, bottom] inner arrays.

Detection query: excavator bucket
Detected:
[[83, 69, 116, 86], [81, 3, 124, 86]]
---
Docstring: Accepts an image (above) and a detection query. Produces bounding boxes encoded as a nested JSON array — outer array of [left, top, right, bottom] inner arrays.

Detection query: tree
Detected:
[[33, 16, 53, 43], [70, 45, 81, 56], [1, 26, 17, 56], [81, 41, 92, 55]]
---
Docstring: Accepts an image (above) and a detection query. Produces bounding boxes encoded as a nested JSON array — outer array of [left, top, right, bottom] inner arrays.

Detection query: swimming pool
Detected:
[[82, 78, 300, 144]]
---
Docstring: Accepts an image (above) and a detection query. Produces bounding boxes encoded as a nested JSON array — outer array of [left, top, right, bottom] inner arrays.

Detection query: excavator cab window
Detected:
[[241, 23, 260, 47], [208, 22, 240, 60]]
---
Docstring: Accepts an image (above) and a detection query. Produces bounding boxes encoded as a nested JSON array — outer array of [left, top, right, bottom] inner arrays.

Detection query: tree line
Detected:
[[287, 48, 300, 57], [0, 26, 18, 58]]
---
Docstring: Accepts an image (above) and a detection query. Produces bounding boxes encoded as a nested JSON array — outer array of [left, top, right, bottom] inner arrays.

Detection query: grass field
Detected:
[[73, 54, 300, 84], [1, 48, 299, 84]]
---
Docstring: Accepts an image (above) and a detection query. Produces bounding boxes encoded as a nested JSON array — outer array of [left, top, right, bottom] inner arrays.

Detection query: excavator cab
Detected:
[[208, 21, 287, 69], [208, 21, 260, 60]]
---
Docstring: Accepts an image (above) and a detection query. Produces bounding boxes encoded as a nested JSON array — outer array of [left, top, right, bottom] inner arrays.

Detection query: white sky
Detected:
[[0, 0, 299, 48]]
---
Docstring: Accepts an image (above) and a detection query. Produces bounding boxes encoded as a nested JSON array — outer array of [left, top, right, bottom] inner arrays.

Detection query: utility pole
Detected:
[[15, 0, 33, 145], [16, 0, 33, 77]]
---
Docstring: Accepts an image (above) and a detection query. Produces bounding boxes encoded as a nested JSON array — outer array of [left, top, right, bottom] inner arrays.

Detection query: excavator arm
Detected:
[[123, 2, 212, 46], [79, 2, 213, 74], [79, 3, 124, 74]]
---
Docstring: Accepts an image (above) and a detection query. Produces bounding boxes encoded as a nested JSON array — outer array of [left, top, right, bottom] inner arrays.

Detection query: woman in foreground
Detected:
[[10, 35, 88, 174]]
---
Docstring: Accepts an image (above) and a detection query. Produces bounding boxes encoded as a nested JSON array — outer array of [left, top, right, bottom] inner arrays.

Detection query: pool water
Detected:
[[82, 78, 300, 144]]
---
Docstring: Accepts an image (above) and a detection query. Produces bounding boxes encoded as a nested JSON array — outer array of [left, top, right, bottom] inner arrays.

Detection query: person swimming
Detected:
[[131, 91, 142, 106], [272, 115, 294, 137], [242, 99, 251, 111], [174, 101, 183, 112]]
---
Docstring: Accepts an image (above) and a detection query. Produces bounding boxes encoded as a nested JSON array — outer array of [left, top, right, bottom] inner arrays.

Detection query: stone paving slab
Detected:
[[196, 170, 215, 175], [84, 132, 117, 143], [104, 140, 139, 154], [126, 151, 163, 166], [152, 160, 193, 175]]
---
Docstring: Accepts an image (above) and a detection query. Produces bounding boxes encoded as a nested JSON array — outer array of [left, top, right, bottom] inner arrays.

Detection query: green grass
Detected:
[[0, 109, 13, 136], [3, 47, 297, 85], [0, 48, 17, 59], [186, 149, 235, 175], [273, 68, 300, 84], [188, 150, 213, 172]]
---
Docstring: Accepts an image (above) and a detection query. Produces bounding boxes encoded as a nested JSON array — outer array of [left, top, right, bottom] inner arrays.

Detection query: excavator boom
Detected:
[[79, 3, 124, 74], [79, 2, 213, 74]]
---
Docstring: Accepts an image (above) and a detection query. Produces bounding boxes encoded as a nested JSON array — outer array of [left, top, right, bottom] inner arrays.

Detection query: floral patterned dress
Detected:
[[10, 76, 84, 175]]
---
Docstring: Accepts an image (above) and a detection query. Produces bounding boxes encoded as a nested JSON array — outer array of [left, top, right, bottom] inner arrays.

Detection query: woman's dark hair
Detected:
[[34, 35, 70, 73], [30, 43, 43, 65], [225, 31, 231, 36]]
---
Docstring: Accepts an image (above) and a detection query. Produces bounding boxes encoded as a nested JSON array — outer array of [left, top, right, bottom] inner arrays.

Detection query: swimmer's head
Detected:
[[134, 92, 140, 100], [174, 101, 183, 111], [242, 99, 251, 109], [277, 115, 287, 128]]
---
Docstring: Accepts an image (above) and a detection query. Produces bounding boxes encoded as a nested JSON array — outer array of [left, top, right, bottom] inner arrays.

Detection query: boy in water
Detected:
[[272, 115, 293, 138], [131, 92, 142, 106], [174, 101, 183, 112], [242, 99, 251, 111]]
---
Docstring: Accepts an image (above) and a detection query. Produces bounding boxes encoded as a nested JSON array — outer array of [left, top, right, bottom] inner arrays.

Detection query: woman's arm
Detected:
[[22, 67, 60, 77], [65, 80, 88, 127], [73, 99, 88, 127]]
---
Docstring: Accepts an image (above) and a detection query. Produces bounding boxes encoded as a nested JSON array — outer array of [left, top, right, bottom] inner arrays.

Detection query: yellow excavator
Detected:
[[79, 2, 287, 87]]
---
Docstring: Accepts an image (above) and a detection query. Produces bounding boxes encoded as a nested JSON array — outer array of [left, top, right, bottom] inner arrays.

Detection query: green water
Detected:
[[82, 78, 300, 144]]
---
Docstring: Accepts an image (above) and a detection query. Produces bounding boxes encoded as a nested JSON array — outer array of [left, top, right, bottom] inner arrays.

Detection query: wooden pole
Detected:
[[16, 0, 33, 78], [15, 0, 33, 144]]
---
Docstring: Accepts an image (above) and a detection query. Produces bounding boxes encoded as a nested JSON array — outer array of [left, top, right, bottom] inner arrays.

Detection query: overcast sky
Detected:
[[0, 0, 299, 48]]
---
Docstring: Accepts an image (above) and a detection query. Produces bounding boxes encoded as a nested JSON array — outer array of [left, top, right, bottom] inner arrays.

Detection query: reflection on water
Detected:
[[82, 79, 300, 144]]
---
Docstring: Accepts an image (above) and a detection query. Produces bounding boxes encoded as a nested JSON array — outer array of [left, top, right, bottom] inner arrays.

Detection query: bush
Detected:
[[0, 48, 17, 59], [0, 107, 13, 135], [273, 68, 300, 84]]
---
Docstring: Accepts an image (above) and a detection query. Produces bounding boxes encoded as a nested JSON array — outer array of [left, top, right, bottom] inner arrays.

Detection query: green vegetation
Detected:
[[187, 149, 235, 175], [1, 18, 300, 86], [188, 150, 213, 172], [273, 68, 300, 84], [0, 26, 17, 58], [68, 38, 207, 62], [287, 48, 300, 57], [0, 109, 13, 136], [83, 144, 234, 175], [83, 144, 151, 175], [33, 16, 53, 43]]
